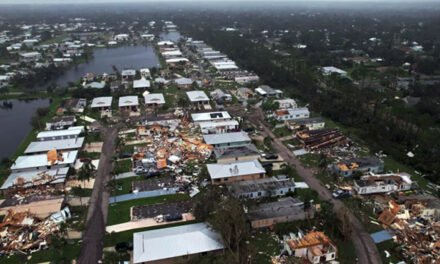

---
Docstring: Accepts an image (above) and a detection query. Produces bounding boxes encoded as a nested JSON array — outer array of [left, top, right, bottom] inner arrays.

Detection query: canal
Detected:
[[40, 44, 160, 89], [0, 98, 50, 160]]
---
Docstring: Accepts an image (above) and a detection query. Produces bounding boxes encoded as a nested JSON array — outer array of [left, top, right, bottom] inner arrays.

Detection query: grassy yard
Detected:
[[383, 156, 429, 189], [249, 231, 280, 264], [114, 159, 133, 174], [376, 240, 405, 263], [298, 153, 320, 168], [273, 126, 291, 138], [107, 194, 190, 226], [341, 198, 382, 233], [112, 175, 144, 196]]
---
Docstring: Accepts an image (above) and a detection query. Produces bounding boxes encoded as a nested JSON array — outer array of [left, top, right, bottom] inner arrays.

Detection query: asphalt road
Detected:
[[78, 126, 118, 264], [249, 107, 382, 264]]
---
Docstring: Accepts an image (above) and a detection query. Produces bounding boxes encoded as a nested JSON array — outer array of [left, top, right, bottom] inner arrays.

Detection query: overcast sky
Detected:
[[0, 0, 438, 4]]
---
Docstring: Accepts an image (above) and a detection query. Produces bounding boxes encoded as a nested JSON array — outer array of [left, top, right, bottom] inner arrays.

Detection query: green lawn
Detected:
[[113, 176, 144, 196], [341, 198, 382, 233], [114, 159, 133, 174], [298, 153, 320, 168], [107, 194, 190, 226], [376, 240, 405, 263], [249, 231, 280, 264], [273, 126, 291, 138]]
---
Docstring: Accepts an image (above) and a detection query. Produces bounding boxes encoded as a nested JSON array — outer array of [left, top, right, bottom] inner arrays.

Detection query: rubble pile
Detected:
[[0, 209, 61, 255], [134, 119, 213, 171], [374, 195, 440, 263]]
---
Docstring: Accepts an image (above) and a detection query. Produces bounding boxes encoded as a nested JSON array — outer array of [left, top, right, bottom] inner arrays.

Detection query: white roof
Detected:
[[133, 223, 224, 263], [37, 127, 84, 139], [174, 77, 193, 85], [161, 50, 182, 56], [91, 96, 112, 108], [121, 69, 136, 76], [24, 137, 85, 154], [286, 107, 310, 116], [119, 96, 139, 107], [1, 167, 69, 190], [20, 51, 41, 57], [157, 40, 174, 46], [207, 160, 266, 179], [186, 91, 209, 102], [11, 150, 78, 171], [191, 111, 231, 122], [322, 66, 347, 75], [203, 131, 250, 145], [144, 93, 165, 104], [133, 78, 151, 89], [166, 58, 189, 63], [0, 75, 10, 81], [199, 120, 239, 129]]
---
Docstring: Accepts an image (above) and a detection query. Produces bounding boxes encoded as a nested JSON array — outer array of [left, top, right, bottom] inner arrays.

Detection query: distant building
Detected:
[[144, 93, 165, 107], [255, 85, 283, 98], [45, 116, 76, 130], [191, 111, 232, 123], [207, 159, 266, 185], [186, 91, 210, 107], [91, 96, 112, 112], [203, 131, 251, 149], [214, 144, 260, 164], [133, 78, 151, 90], [210, 89, 232, 102], [119, 96, 139, 112], [19, 51, 42, 62], [330, 156, 384, 177], [286, 118, 325, 131], [229, 176, 295, 200], [321, 66, 347, 77], [248, 197, 313, 229], [274, 108, 310, 121], [354, 173, 413, 195], [274, 98, 297, 109], [234, 75, 260, 85]]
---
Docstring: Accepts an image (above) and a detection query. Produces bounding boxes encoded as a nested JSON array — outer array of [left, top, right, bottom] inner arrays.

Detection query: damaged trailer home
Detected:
[[296, 128, 347, 151]]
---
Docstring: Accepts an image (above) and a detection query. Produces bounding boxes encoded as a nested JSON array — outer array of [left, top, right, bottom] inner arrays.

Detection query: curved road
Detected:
[[78, 127, 118, 264], [249, 107, 382, 264]]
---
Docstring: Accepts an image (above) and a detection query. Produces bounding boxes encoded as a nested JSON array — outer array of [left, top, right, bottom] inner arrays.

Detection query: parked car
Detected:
[[134, 166, 148, 174], [332, 189, 351, 199]]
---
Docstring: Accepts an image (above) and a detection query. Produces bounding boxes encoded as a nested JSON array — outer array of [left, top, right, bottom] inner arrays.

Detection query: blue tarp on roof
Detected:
[[371, 230, 394, 244]]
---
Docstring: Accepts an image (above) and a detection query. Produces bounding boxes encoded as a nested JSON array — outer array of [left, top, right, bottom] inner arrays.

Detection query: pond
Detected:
[[40, 45, 160, 89], [0, 98, 50, 160]]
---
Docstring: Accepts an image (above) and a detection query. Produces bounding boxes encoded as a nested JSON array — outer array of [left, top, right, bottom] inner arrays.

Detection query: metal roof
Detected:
[[11, 150, 78, 171], [1, 167, 69, 190], [207, 159, 265, 179], [191, 111, 231, 122], [144, 93, 165, 104], [203, 131, 250, 145], [186, 91, 209, 102], [132, 223, 224, 263], [91, 96, 112, 108], [119, 96, 139, 107], [36, 127, 84, 139], [24, 137, 84, 154]]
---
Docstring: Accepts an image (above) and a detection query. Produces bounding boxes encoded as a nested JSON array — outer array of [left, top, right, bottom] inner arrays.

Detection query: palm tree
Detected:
[[77, 160, 96, 183]]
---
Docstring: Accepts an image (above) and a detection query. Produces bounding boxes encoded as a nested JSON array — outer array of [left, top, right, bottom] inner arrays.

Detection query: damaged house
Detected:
[[296, 128, 347, 150], [353, 173, 413, 195], [207, 160, 266, 185]]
